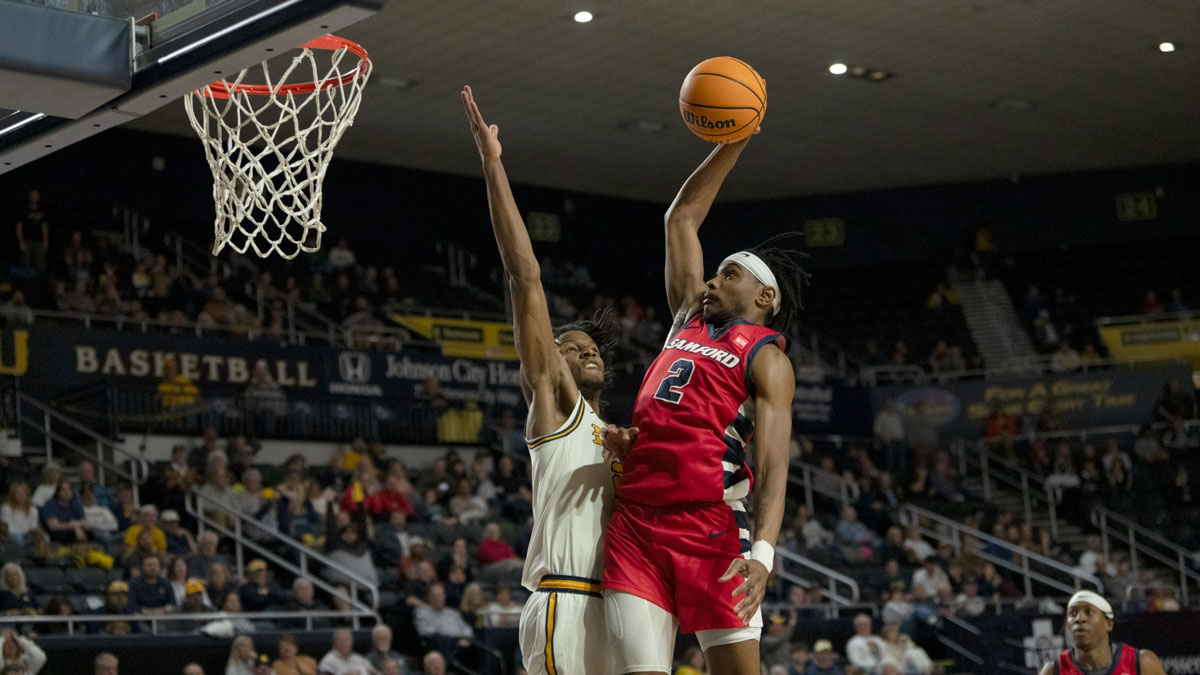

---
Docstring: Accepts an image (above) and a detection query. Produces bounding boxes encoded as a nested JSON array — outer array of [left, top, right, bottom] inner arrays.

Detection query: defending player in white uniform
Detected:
[[463, 86, 616, 675]]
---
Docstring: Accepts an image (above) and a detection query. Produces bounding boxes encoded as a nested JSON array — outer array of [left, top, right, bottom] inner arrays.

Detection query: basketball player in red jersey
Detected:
[[601, 135, 808, 675], [1038, 591, 1166, 675]]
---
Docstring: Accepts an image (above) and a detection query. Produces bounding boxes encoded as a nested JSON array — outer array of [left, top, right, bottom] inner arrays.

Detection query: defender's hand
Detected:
[[719, 557, 768, 625], [461, 85, 502, 161], [602, 425, 639, 463]]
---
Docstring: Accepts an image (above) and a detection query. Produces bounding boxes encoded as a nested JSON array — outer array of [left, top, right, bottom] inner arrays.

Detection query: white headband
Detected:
[[1068, 590, 1113, 619], [720, 251, 781, 316]]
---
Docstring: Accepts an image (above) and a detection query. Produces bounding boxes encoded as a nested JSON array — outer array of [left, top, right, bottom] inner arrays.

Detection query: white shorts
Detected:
[[520, 586, 611, 675], [604, 590, 761, 674]]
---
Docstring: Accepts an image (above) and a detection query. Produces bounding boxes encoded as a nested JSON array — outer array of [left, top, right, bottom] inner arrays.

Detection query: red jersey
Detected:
[[618, 314, 786, 507], [1056, 644, 1138, 675]]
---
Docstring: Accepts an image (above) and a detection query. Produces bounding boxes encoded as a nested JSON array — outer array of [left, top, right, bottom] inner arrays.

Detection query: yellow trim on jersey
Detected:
[[527, 397, 586, 449], [538, 578, 603, 595], [545, 591, 558, 675]]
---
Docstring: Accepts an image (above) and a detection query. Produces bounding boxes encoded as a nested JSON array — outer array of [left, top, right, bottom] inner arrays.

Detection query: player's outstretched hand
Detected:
[[461, 85, 501, 161], [601, 425, 639, 464], [719, 557, 768, 625]]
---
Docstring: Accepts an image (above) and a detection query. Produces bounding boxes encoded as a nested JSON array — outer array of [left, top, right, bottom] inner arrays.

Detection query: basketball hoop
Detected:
[[184, 35, 371, 259]]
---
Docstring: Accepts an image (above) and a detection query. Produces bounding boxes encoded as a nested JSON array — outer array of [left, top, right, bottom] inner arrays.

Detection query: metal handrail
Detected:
[[1095, 310, 1198, 327], [961, 439, 1058, 537], [13, 391, 149, 501], [1093, 506, 1200, 607], [19, 307, 332, 344], [788, 460, 858, 514], [899, 504, 1102, 598], [0, 608, 374, 635], [186, 490, 379, 618], [774, 547, 861, 608]]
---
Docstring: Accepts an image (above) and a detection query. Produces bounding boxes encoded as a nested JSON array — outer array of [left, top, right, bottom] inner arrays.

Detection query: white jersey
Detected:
[[520, 394, 613, 591]]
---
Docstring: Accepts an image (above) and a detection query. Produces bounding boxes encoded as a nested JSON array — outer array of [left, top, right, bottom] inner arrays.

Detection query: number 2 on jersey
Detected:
[[653, 358, 695, 404]]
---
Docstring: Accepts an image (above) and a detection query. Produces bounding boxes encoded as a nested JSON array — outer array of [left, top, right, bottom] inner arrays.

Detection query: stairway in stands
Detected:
[[956, 278, 1039, 369]]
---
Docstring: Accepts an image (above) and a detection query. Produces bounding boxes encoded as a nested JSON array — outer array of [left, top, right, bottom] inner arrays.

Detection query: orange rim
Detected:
[[200, 35, 370, 99]]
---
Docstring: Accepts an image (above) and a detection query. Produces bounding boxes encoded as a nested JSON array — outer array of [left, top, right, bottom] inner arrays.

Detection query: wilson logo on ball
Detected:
[[682, 110, 737, 130]]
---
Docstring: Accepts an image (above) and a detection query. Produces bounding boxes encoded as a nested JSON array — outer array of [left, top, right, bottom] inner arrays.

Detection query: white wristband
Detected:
[[748, 540, 774, 574]]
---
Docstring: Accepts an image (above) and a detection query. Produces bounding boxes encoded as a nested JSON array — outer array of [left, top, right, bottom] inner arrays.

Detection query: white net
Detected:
[[184, 38, 371, 259]]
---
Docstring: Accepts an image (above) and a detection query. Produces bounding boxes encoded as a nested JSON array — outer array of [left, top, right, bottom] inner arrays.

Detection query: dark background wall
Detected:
[[2, 128, 1197, 301]]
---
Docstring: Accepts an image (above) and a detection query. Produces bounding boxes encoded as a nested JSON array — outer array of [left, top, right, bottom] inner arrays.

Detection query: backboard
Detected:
[[0, 0, 386, 173]]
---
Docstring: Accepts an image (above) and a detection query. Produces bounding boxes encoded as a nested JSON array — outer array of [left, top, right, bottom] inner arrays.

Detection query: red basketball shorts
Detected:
[[601, 499, 751, 633]]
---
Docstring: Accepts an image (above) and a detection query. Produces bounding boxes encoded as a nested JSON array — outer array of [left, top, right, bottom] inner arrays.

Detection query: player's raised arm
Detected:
[[664, 138, 751, 321], [462, 86, 574, 412]]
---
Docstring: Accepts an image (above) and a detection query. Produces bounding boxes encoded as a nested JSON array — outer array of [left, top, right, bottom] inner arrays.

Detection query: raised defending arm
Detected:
[[462, 86, 575, 433]]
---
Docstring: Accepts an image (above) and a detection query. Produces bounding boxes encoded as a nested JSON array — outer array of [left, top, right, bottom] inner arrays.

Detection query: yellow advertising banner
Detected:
[[1099, 317, 1200, 369], [391, 315, 517, 361]]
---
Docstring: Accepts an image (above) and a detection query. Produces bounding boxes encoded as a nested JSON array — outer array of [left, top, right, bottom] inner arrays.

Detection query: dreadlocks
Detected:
[[747, 232, 811, 334], [552, 306, 621, 393]]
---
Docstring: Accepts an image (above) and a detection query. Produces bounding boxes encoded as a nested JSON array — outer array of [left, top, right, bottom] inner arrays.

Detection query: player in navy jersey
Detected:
[[1038, 591, 1165, 675], [600, 134, 808, 675]]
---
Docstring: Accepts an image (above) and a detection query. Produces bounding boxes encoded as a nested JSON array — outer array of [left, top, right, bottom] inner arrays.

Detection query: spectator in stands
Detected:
[[418, 652, 446, 675], [73, 461, 114, 509], [163, 444, 198, 515], [361, 473, 415, 519], [904, 401, 939, 462], [158, 355, 200, 411], [1033, 309, 1059, 353], [197, 461, 237, 528], [130, 554, 175, 614], [41, 479, 87, 544], [1156, 379, 1197, 424], [0, 291, 33, 326], [1036, 400, 1065, 433], [124, 504, 167, 556], [483, 585, 521, 628], [911, 557, 950, 601], [125, 529, 160, 572], [240, 559, 287, 612], [88, 581, 137, 635], [226, 635, 258, 675], [188, 531, 224, 578], [245, 360, 288, 424], [273, 633, 318, 675], [0, 563, 35, 614], [325, 526, 379, 589], [954, 580, 986, 618], [327, 238, 357, 272], [373, 510, 410, 566], [1074, 536, 1111, 577], [167, 555, 191, 604], [211, 590, 256, 635], [80, 485, 119, 543], [476, 522, 523, 574], [806, 640, 842, 675], [184, 665, 205, 675], [111, 483, 139, 531], [1050, 341, 1081, 373], [282, 577, 329, 630], [414, 583, 474, 660], [94, 652, 118, 675], [675, 646, 706, 675], [1138, 290, 1165, 316], [2, 483, 38, 546], [459, 582, 485, 628], [880, 623, 933, 675], [845, 614, 888, 674], [873, 399, 907, 477], [901, 524, 934, 564], [180, 579, 207, 614], [792, 504, 834, 558], [448, 479, 487, 524], [161, 510, 196, 555], [317, 628, 373, 675], [232, 471, 279, 542], [925, 282, 960, 312], [189, 428, 220, 472], [367, 625, 403, 673], [927, 453, 965, 503], [836, 505, 879, 553], [30, 465, 61, 508]]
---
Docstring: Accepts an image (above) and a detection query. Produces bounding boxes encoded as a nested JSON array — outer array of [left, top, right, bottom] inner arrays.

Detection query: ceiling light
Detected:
[[1159, 42, 1176, 52], [828, 63, 848, 75], [574, 11, 593, 23], [867, 70, 892, 81]]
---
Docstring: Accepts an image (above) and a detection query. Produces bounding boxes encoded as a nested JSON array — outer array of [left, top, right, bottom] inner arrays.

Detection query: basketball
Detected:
[[678, 56, 767, 143]]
